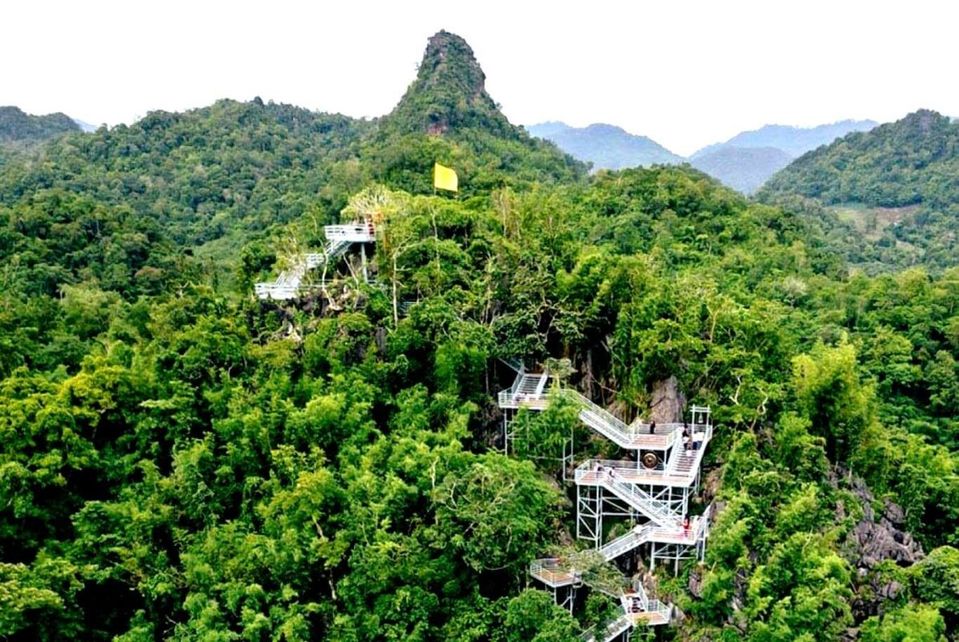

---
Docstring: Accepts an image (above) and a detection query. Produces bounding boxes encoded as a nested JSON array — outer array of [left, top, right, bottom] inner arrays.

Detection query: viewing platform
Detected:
[[255, 222, 376, 300], [573, 422, 712, 490], [530, 508, 711, 588], [498, 370, 711, 452]]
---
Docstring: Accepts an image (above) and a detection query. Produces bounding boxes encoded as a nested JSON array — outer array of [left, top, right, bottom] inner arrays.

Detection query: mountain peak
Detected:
[[383, 31, 513, 138], [526, 121, 683, 171], [420, 30, 486, 96], [898, 108, 948, 135]]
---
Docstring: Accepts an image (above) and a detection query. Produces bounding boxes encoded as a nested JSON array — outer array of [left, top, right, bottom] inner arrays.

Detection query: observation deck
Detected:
[[255, 222, 376, 300]]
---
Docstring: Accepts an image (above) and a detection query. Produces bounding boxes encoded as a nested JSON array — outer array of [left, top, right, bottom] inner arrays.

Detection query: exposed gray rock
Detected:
[[845, 477, 923, 569], [671, 605, 686, 624], [649, 376, 686, 424], [840, 474, 923, 623], [688, 568, 704, 599]]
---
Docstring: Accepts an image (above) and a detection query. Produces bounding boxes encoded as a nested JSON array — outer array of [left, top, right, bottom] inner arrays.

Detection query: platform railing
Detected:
[[324, 223, 375, 243], [598, 525, 653, 560], [665, 422, 713, 474], [529, 558, 578, 586]]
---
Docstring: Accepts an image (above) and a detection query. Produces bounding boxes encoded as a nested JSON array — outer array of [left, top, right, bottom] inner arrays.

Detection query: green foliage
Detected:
[[0, 554, 83, 639], [433, 454, 565, 573], [911, 546, 959, 629], [860, 603, 948, 642], [0, 106, 79, 148], [760, 110, 959, 271], [369, 31, 587, 195], [0, 99, 372, 254], [1, 34, 958, 641], [503, 589, 581, 642], [745, 532, 853, 641], [792, 341, 876, 463], [762, 110, 959, 210]]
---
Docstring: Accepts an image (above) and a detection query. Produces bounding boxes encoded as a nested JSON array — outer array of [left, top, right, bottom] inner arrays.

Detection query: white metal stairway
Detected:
[[255, 222, 375, 300], [530, 511, 711, 588], [502, 368, 713, 637], [500, 375, 701, 452]]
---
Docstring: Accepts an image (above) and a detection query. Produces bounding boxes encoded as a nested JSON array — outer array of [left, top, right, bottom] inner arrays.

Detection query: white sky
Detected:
[[2, 0, 956, 156]]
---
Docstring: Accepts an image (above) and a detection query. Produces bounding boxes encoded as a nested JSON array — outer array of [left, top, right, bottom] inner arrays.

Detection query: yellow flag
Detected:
[[433, 162, 458, 192]]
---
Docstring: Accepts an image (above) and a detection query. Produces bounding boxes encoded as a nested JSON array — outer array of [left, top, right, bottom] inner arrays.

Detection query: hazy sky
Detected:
[[3, 0, 957, 155]]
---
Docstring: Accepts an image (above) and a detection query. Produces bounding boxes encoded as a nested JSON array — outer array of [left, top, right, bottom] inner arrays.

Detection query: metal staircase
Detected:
[[255, 222, 376, 300], [591, 472, 681, 528], [500, 369, 713, 638], [530, 510, 711, 588]]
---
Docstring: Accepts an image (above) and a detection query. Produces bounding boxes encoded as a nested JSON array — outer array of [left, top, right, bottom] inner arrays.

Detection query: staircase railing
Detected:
[[598, 525, 652, 561], [665, 422, 713, 474], [575, 465, 682, 527], [599, 473, 681, 527], [581, 613, 633, 642]]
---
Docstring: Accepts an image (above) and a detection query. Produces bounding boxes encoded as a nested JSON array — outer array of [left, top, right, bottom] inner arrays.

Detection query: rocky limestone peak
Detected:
[[384, 30, 513, 138]]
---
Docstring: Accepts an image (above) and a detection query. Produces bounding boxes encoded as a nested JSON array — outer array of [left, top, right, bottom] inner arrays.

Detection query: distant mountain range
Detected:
[[73, 119, 98, 133], [691, 120, 878, 160], [528, 119, 878, 193], [689, 146, 793, 194], [526, 122, 683, 170]]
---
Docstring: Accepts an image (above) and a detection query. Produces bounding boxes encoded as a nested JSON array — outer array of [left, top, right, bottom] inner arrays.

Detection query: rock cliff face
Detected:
[[842, 476, 923, 569], [648, 376, 686, 424], [840, 475, 923, 623]]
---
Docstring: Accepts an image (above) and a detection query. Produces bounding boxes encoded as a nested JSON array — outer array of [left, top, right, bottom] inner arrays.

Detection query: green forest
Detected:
[[760, 110, 959, 271], [1, 31, 958, 642]]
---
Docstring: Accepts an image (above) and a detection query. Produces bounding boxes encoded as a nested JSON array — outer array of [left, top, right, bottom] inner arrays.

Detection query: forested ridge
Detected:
[[0, 106, 79, 147], [760, 110, 959, 271], [1, 31, 958, 642]]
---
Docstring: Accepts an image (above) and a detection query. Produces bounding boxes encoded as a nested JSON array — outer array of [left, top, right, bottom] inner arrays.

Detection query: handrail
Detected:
[[574, 458, 697, 487], [560, 389, 629, 432], [598, 473, 680, 528], [575, 464, 684, 522], [665, 422, 713, 474], [324, 223, 375, 242], [630, 580, 650, 612], [598, 524, 653, 560], [255, 226, 376, 301], [581, 614, 632, 642]]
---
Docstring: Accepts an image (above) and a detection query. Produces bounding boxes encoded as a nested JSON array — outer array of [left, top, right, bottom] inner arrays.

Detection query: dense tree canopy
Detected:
[[1, 31, 958, 642], [760, 110, 959, 272]]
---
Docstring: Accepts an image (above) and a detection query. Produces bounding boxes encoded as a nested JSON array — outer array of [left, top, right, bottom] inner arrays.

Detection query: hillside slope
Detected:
[[0, 99, 370, 249], [760, 109, 959, 269], [762, 110, 959, 208]]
